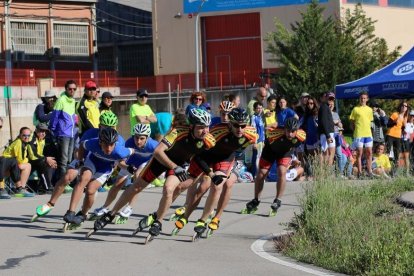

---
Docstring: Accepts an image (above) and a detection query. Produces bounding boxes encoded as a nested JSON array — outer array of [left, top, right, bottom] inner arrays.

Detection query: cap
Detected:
[[137, 88, 149, 97], [85, 80, 97, 90], [101, 91, 114, 99], [41, 90, 57, 99], [202, 102, 211, 110], [410, 110, 414, 116], [300, 92, 310, 98], [36, 123, 49, 131], [325, 92, 336, 99]]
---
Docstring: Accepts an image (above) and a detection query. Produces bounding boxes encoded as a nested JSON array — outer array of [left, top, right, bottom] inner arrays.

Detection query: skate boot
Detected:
[[86, 212, 115, 238], [172, 217, 188, 236], [114, 206, 133, 224], [269, 198, 281, 217], [132, 212, 156, 236], [63, 211, 85, 232], [145, 220, 162, 244], [206, 217, 220, 238], [241, 198, 260, 214], [192, 219, 206, 242], [31, 203, 54, 222], [89, 206, 109, 221], [169, 206, 186, 221]]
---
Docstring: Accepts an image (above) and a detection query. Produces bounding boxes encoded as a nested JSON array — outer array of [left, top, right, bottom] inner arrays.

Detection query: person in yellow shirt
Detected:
[[263, 94, 278, 129], [76, 80, 100, 136], [349, 92, 374, 177], [372, 143, 391, 178], [2, 127, 34, 197], [129, 89, 157, 135]]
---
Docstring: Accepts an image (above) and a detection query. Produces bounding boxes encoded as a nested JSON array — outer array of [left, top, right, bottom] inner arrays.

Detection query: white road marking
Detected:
[[251, 232, 334, 276]]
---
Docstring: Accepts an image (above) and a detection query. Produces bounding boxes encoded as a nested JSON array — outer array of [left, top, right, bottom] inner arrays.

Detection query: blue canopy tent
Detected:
[[336, 47, 414, 99]]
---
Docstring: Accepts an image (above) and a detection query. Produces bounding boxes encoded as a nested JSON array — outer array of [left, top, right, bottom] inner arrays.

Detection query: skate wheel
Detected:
[[206, 228, 214, 239], [241, 208, 248, 214], [169, 214, 177, 221], [192, 232, 201, 242], [63, 223, 69, 232], [85, 229, 95, 239], [268, 210, 276, 217], [30, 214, 39, 223], [171, 227, 180, 236], [145, 234, 154, 244]]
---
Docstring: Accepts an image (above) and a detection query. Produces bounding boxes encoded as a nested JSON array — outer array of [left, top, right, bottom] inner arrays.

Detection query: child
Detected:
[[372, 143, 391, 178]]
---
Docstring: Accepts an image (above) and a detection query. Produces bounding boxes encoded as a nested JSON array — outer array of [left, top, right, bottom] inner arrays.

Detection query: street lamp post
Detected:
[[194, 0, 206, 92]]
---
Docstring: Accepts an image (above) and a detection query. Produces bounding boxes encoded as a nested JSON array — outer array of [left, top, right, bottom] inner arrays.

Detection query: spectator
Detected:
[[370, 100, 388, 149], [0, 117, 12, 199], [349, 91, 374, 177], [318, 92, 336, 166], [263, 95, 278, 129], [129, 88, 157, 135], [185, 91, 207, 115], [294, 92, 310, 120], [49, 80, 77, 181], [303, 97, 320, 156], [33, 90, 57, 127], [228, 94, 241, 108], [76, 80, 100, 136], [401, 110, 414, 174], [100, 91, 114, 113], [2, 127, 34, 197], [27, 123, 57, 193], [386, 101, 408, 170], [276, 95, 298, 127], [247, 87, 267, 116], [372, 143, 391, 178], [250, 101, 265, 177], [150, 112, 173, 142]]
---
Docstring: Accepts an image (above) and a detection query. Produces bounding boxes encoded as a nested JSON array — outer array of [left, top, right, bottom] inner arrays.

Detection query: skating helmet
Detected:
[[188, 108, 211, 126], [99, 127, 119, 144], [219, 100, 235, 113], [228, 108, 249, 124], [100, 112, 118, 127], [134, 123, 151, 137], [285, 117, 299, 131]]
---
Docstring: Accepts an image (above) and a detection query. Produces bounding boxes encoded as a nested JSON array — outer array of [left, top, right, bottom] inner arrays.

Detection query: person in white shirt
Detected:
[[402, 110, 414, 174]]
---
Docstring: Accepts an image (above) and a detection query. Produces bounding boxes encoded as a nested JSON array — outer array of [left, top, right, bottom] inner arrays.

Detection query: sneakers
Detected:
[[119, 206, 133, 218], [97, 186, 107, 193], [64, 185, 73, 194], [14, 188, 34, 198], [92, 206, 109, 217], [0, 189, 11, 200]]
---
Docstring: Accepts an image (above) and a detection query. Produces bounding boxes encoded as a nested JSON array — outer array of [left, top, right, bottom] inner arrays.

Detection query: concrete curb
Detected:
[[396, 191, 414, 209]]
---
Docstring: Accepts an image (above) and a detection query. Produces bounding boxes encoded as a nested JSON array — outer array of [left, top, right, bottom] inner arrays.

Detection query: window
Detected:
[[347, 0, 378, 4], [53, 23, 89, 58], [10, 21, 47, 56], [388, 0, 414, 8]]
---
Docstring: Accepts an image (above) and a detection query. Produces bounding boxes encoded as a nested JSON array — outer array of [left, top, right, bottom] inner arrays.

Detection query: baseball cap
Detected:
[[36, 123, 49, 131], [300, 92, 310, 98], [137, 88, 149, 97], [85, 80, 97, 90], [101, 91, 114, 99], [325, 92, 336, 99]]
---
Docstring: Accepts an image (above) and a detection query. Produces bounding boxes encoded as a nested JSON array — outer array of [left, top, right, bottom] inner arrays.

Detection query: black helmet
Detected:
[[99, 127, 118, 144], [228, 108, 249, 124], [285, 117, 299, 131]]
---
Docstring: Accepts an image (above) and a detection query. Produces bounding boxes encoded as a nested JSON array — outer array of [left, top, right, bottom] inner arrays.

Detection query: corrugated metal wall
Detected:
[[203, 13, 262, 87]]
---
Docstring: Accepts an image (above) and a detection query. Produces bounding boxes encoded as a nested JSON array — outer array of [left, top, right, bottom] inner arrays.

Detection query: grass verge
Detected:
[[279, 176, 414, 275]]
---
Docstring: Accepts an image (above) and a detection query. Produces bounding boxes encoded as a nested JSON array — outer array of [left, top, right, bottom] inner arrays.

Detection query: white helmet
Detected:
[[134, 123, 151, 137], [219, 100, 235, 113], [188, 108, 211, 126]]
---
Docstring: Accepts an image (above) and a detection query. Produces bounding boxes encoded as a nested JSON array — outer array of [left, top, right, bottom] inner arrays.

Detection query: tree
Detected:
[[265, 1, 400, 103]]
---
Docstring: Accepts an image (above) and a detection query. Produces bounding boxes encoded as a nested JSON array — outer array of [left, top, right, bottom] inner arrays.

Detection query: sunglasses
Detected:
[[139, 95, 148, 98], [67, 88, 77, 91], [307, 102, 314, 105], [232, 123, 247, 129], [194, 98, 203, 101], [0, 125, 2, 129], [21, 134, 31, 138]]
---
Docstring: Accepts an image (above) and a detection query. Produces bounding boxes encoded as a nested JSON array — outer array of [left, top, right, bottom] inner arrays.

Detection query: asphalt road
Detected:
[[0, 181, 335, 276]]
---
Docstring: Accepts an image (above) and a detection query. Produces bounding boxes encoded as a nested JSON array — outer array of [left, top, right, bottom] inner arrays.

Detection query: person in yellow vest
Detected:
[[2, 127, 34, 197], [76, 80, 100, 137]]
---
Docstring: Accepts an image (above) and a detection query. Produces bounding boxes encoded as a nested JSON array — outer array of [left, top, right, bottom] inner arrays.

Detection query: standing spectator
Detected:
[[49, 80, 77, 181], [0, 117, 12, 199], [150, 112, 173, 142], [401, 110, 414, 174], [294, 92, 310, 120], [349, 91, 374, 177], [329, 96, 346, 174], [33, 90, 57, 127], [2, 127, 34, 197], [100, 91, 114, 113], [185, 91, 207, 115], [247, 87, 267, 116], [303, 97, 320, 156], [263, 95, 278, 129], [276, 96, 298, 127], [129, 88, 157, 135], [370, 101, 388, 149], [251, 102, 265, 177], [318, 92, 336, 166], [386, 101, 408, 171], [76, 80, 100, 136]]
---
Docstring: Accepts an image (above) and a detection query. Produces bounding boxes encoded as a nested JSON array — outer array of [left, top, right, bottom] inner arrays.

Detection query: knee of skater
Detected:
[[162, 186, 175, 198]]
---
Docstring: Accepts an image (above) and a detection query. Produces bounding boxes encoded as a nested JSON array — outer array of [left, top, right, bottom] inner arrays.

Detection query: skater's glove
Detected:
[[211, 174, 226, 186], [127, 165, 137, 174], [173, 166, 188, 182]]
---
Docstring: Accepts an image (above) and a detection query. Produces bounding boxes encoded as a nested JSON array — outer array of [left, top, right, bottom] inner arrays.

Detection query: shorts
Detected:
[[118, 162, 148, 177], [401, 140, 411, 153], [140, 157, 175, 184], [353, 137, 373, 149], [259, 145, 292, 170], [286, 168, 298, 182], [320, 133, 336, 152], [188, 157, 234, 178], [67, 159, 81, 170], [83, 157, 113, 184]]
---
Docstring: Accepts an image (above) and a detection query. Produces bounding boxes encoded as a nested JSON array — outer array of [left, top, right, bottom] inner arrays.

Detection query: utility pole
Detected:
[[194, 0, 206, 92], [4, 0, 13, 141], [92, 4, 98, 82]]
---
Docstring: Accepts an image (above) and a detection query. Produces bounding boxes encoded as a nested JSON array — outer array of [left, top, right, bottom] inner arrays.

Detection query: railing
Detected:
[[0, 68, 277, 94]]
